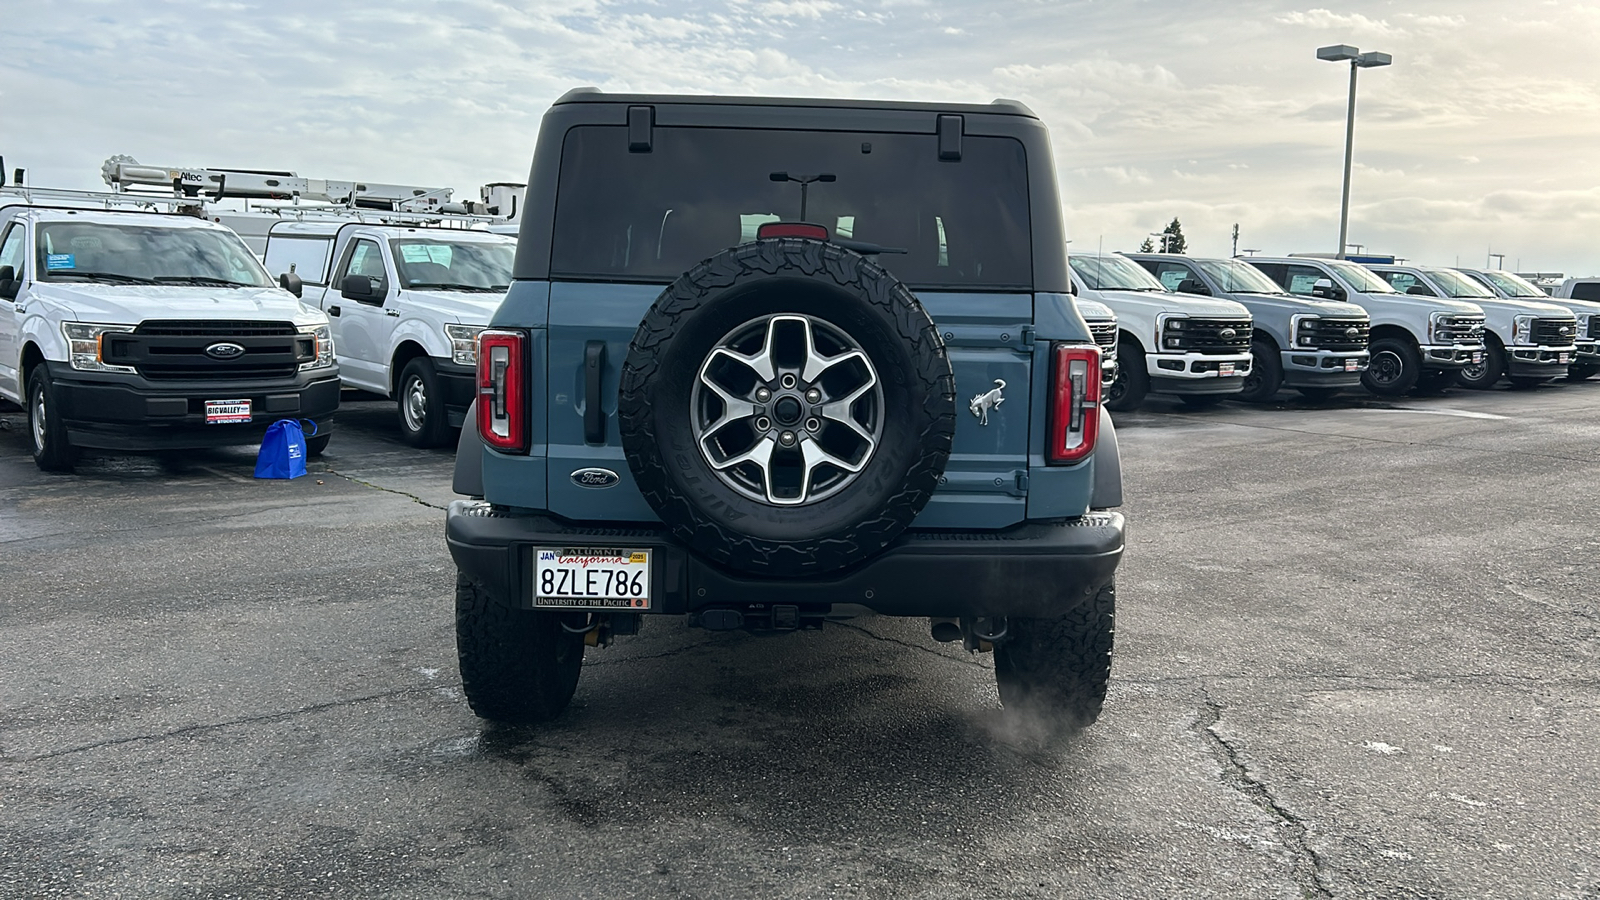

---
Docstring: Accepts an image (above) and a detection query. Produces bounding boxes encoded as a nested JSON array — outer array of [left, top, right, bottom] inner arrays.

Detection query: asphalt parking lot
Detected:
[[2, 384, 1598, 899]]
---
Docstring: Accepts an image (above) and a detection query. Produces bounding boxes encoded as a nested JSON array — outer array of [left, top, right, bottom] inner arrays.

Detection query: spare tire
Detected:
[[618, 238, 955, 577]]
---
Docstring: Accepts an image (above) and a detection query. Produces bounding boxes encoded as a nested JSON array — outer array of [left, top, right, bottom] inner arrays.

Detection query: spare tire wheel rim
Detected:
[[691, 313, 883, 505]]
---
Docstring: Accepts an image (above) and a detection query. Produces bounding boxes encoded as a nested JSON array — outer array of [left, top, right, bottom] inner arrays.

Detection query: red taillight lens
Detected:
[[477, 329, 527, 452], [1047, 343, 1101, 465], [757, 222, 830, 240]]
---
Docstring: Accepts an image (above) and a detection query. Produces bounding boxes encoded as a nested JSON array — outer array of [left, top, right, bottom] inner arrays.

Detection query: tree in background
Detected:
[[1138, 236, 1156, 252], [1161, 217, 1188, 254]]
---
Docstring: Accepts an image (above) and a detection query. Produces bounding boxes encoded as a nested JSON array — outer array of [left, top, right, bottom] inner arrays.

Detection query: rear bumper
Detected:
[[445, 500, 1125, 619], [1281, 349, 1367, 388], [47, 361, 340, 450]]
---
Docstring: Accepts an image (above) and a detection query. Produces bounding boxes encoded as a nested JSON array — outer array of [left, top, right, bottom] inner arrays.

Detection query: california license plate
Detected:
[[204, 399, 252, 424], [534, 548, 650, 609], [1344, 358, 1359, 371], [1218, 362, 1236, 376]]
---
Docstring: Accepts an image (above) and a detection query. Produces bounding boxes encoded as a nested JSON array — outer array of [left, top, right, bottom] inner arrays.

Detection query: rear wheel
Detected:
[[1361, 337, 1422, 396], [1566, 363, 1598, 382], [1413, 369, 1457, 395], [305, 433, 332, 457], [455, 573, 586, 723], [1103, 339, 1148, 412], [994, 582, 1115, 731], [397, 357, 451, 448], [1508, 375, 1554, 389], [1237, 340, 1282, 402], [1455, 340, 1504, 390], [27, 366, 76, 472]]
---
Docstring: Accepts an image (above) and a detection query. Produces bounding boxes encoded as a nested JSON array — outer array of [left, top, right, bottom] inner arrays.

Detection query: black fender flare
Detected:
[[1090, 405, 1123, 509], [452, 399, 485, 498]]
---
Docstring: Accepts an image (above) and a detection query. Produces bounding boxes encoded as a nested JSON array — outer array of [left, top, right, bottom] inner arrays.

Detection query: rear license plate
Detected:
[[1560, 353, 1570, 364], [533, 548, 651, 609], [1471, 352, 1483, 364], [1218, 362, 1235, 376], [1344, 358, 1359, 372], [205, 399, 252, 424]]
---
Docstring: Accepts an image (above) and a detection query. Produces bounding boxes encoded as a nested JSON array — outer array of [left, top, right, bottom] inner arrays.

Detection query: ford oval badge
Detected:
[[571, 467, 620, 489], [1219, 328, 1237, 340], [205, 342, 246, 360]]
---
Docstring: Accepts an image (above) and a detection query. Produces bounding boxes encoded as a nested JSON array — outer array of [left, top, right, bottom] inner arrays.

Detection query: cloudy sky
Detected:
[[7, 1, 1599, 274]]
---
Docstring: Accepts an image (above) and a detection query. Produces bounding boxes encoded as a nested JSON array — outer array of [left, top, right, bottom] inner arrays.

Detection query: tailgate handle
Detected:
[[584, 340, 607, 444]]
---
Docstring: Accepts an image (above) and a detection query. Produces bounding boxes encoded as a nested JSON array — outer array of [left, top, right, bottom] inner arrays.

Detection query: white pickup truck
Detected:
[[263, 221, 514, 446], [0, 195, 339, 471], [1069, 252, 1253, 411]]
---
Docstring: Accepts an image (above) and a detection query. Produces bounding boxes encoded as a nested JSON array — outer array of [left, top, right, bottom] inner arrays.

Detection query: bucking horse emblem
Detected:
[[969, 379, 1006, 426]]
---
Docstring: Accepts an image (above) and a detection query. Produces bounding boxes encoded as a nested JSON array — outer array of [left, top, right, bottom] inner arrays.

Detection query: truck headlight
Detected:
[[1293, 315, 1320, 347], [299, 323, 335, 370], [445, 324, 485, 367], [61, 322, 137, 373], [1512, 315, 1533, 346], [1429, 312, 1456, 344]]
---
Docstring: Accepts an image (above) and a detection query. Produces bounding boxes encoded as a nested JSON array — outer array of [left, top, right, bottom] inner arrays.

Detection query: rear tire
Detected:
[[1178, 394, 1226, 409], [1361, 337, 1422, 396], [456, 573, 585, 724], [1237, 340, 1282, 403], [1412, 369, 1457, 395], [305, 433, 332, 457], [1508, 375, 1553, 389], [397, 357, 451, 448], [1566, 363, 1598, 382], [1103, 339, 1148, 412], [1295, 386, 1343, 402], [994, 582, 1115, 731], [27, 366, 76, 473]]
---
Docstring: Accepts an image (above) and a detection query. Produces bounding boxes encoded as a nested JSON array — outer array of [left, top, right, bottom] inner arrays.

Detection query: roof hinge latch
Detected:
[[628, 106, 655, 153], [937, 114, 963, 161]]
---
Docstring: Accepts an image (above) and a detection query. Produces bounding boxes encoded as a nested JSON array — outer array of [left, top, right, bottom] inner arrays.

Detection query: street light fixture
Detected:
[[1318, 44, 1392, 259]]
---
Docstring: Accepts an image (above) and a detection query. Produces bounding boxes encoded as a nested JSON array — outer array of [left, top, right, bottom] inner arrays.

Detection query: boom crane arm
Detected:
[[100, 155, 457, 211]]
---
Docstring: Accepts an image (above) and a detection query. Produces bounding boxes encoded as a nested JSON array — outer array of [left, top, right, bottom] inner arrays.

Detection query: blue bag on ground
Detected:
[[255, 419, 308, 480]]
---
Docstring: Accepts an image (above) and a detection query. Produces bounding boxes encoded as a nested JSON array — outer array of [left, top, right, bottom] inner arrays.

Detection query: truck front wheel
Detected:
[[27, 367, 76, 472], [1104, 340, 1148, 412], [456, 572, 585, 723], [993, 582, 1115, 730], [1237, 340, 1282, 403], [1455, 341, 1504, 390], [1361, 337, 1422, 396], [397, 357, 451, 448]]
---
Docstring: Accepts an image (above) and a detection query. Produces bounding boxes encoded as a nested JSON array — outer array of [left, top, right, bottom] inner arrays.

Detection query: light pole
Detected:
[[1317, 44, 1392, 259]]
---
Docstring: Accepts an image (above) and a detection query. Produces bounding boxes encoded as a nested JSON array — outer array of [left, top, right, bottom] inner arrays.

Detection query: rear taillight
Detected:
[[477, 329, 527, 452], [1047, 343, 1101, 465]]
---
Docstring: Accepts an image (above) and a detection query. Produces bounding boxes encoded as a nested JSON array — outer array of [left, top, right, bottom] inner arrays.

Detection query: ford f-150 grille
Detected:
[[1298, 317, 1369, 351], [105, 320, 313, 381], [1165, 317, 1251, 354], [1532, 317, 1579, 346]]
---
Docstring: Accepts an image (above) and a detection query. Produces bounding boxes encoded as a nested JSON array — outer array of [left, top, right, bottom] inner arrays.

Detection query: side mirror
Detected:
[[1069, 281, 1079, 296], [0, 264, 15, 300], [1176, 278, 1210, 296], [1405, 284, 1434, 297], [278, 271, 304, 299], [341, 274, 375, 301], [1311, 278, 1344, 301]]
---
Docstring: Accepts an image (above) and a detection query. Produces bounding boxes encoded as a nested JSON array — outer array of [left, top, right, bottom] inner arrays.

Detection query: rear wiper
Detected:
[[833, 237, 907, 256], [152, 275, 252, 287], [48, 271, 156, 284]]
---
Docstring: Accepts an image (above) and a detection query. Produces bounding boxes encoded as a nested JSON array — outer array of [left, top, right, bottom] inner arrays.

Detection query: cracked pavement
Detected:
[[3, 387, 1599, 898]]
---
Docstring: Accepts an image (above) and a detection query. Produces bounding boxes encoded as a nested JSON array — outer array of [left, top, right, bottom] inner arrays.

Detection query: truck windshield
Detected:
[[1325, 261, 1397, 294], [1477, 270, 1548, 298], [390, 239, 514, 291], [36, 220, 272, 287], [550, 125, 1032, 290], [1423, 268, 1493, 299], [1070, 254, 1167, 291], [1196, 259, 1284, 294]]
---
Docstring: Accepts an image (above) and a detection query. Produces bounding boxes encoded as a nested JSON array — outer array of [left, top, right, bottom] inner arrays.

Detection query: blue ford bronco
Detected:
[[446, 89, 1126, 726]]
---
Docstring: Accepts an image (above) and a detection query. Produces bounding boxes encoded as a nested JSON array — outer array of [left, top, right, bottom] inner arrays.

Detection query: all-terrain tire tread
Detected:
[[993, 582, 1116, 729], [455, 573, 583, 723]]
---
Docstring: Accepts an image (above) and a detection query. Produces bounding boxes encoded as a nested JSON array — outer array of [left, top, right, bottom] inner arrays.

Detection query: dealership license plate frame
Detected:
[[1218, 362, 1235, 377], [204, 399, 252, 425], [1344, 358, 1359, 372], [533, 548, 651, 610]]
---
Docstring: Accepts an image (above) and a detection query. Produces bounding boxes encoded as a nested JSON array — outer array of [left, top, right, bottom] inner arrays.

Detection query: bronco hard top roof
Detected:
[[553, 87, 1037, 118]]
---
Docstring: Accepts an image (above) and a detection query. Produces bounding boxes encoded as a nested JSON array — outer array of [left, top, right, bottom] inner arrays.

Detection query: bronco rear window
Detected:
[[550, 126, 1032, 290]]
